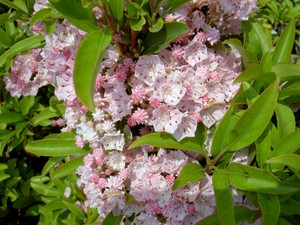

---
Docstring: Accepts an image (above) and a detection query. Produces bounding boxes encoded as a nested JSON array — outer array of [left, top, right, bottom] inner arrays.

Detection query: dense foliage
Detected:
[[0, 0, 300, 225]]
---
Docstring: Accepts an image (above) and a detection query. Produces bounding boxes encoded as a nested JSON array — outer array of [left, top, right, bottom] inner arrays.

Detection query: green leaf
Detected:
[[0, 174, 10, 182], [271, 64, 300, 82], [234, 64, 264, 84], [279, 81, 300, 99], [272, 20, 295, 64], [25, 138, 88, 157], [225, 39, 258, 68], [63, 200, 85, 218], [271, 130, 300, 157], [196, 206, 259, 225], [49, 0, 98, 32], [149, 18, 164, 33], [212, 169, 235, 225], [0, 112, 24, 124], [225, 163, 300, 194], [252, 23, 271, 55], [39, 199, 65, 214], [108, 0, 123, 23], [31, 105, 65, 126], [30, 181, 62, 196], [19, 96, 35, 115], [266, 154, 300, 177], [42, 157, 64, 176], [0, 35, 45, 66], [261, 52, 272, 72], [74, 28, 112, 112], [275, 103, 295, 138], [0, 0, 28, 13], [166, 0, 190, 13], [52, 156, 84, 179], [30, 8, 52, 28], [280, 198, 300, 215], [255, 123, 272, 168], [0, 163, 8, 171], [129, 16, 146, 31], [258, 193, 280, 225], [143, 22, 189, 54], [172, 163, 205, 190], [129, 124, 206, 154], [102, 211, 123, 225], [242, 21, 261, 58], [211, 106, 240, 157], [227, 79, 279, 151]]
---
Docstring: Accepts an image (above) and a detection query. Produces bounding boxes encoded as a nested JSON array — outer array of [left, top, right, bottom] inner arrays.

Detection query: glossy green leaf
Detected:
[[42, 157, 64, 176], [0, 174, 10, 182], [0, 0, 28, 13], [63, 200, 85, 218], [19, 96, 35, 115], [0, 163, 8, 171], [271, 64, 300, 82], [30, 181, 63, 196], [108, 0, 123, 22], [52, 156, 84, 179], [234, 64, 264, 83], [255, 123, 272, 168], [143, 22, 189, 54], [226, 163, 300, 194], [31, 105, 65, 126], [167, 0, 190, 13], [211, 106, 240, 157], [172, 163, 205, 190], [275, 103, 295, 138], [0, 112, 24, 124], [279, 81, 300, 98], [271, 130, 300, 157], [266, 154, 300, 177], [49, 0, 98, 32], [261, 52, 272, 72], [25, 138, 88, 157], [242, 21, 261, 58], [0, 35, 45, 66], [227, 79, 279, 151], [196, 206, 259, 225], [39, 199, 65, 214], [129, 124, 206, 154], [102, 211, 123, 225], [258, 193, 280, 225], [213, 169, 235, 225], [74, 28, 112, 112], [253, 23, 271, 55], [272, 20, 295, 64], [280, 198, 300, 215], [243, 82, 259, 105], [225, 39, 258, 68], [30, 8, 52, 28]]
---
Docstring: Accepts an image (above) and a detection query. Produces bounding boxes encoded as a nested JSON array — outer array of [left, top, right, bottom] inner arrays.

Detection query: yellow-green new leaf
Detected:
[[74, 28, 112, 112]]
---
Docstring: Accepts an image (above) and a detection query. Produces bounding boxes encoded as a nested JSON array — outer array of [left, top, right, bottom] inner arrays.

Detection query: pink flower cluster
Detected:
[[77, 147, 218, 224]]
